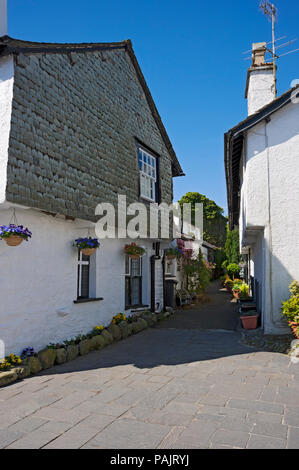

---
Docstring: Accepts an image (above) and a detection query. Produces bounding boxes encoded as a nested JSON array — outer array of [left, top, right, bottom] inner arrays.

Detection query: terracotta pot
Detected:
[[166, 255, 176, 260], [81, 248, 96, 256], [5, 235, 24, 247], [233, 290, 241, 300], [241, 314, 259, 330]]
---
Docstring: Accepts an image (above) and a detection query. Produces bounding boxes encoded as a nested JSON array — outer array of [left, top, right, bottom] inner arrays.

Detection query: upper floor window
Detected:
[[138, 147, 157, 202]]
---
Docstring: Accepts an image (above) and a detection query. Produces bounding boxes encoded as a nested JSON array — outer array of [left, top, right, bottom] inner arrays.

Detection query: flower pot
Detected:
[[166, 255, 176, 260], [240, 314, 259, 330], [81, 248, 96, 256], [233, 290, 241, 300], [5, 235, 24, 247], [129, 254, 141, 260]]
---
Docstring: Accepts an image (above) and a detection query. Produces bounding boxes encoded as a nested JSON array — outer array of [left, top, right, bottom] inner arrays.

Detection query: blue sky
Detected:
[[7, 0, 299, 213]]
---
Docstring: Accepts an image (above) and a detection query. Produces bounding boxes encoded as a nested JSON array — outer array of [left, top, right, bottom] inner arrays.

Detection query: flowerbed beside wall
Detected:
[[0, 309, 173, 388]]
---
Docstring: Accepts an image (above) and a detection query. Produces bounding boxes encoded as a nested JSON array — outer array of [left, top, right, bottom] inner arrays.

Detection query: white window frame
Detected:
[[165, 258, 176, 277], [138, 147, 157, 202]]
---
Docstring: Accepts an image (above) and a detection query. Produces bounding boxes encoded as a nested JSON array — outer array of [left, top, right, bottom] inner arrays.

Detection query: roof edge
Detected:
[[227, 84, 299, 138]]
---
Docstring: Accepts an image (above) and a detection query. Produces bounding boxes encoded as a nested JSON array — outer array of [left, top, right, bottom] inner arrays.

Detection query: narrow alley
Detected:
[[0, 283, 298, 449]]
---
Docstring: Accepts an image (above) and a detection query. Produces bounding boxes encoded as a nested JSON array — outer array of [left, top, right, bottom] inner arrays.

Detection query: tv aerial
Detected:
[[243, 3, 299, 98]]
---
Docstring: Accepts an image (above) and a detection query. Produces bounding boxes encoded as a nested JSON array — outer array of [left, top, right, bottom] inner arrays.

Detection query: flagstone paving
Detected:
[[1, 283, 299, 449]]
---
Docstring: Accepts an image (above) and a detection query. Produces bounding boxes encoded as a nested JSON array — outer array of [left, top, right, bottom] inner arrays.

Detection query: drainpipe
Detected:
[[162, 254, 166, 312], [150, 255, 155, 312]]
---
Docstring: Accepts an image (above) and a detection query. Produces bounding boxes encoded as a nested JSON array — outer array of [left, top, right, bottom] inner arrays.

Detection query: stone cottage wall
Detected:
[[6, 48, 174, 221]]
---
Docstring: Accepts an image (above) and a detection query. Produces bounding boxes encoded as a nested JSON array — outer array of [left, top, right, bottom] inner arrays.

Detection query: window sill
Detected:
[[138, 196, 158, 205], [125, 304, 149, 312], [73, 297, 104, 304]]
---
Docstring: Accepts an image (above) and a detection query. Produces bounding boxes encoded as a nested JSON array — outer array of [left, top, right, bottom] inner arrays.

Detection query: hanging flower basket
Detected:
[[74, 237, 100, 256], [0, 224, 32, 247], [124, 242, 145, 259]]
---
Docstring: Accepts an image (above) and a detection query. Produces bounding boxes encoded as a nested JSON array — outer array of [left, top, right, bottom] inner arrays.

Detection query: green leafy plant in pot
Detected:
[[281, 281, 299, 338]]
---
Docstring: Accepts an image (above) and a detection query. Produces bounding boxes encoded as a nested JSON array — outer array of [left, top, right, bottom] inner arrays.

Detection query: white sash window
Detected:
[[138, 147, 157, 202]]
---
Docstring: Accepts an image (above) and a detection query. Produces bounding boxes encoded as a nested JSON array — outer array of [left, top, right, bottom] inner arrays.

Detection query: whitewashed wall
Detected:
[[240, 100, 299, 333], [0, 55, 14, 203], [0, 204, 159, 354]]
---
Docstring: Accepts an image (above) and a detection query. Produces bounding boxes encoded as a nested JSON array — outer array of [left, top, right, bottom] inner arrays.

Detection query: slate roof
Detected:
[[0, 35, 184, 177]]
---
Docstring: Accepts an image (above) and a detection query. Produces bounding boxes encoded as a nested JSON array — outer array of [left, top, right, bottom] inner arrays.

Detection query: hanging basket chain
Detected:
[[9, 208, 19, 227]]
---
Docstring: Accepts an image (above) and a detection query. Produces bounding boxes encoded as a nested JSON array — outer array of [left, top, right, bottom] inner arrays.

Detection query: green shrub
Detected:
[[227, 263, 240, 279], [290, 281, 299, 296], [281, 295, 299, 323]]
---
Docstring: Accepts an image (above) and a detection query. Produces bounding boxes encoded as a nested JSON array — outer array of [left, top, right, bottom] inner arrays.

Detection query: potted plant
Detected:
[[74, 237, 100, 256], [239, 283, 250, 299], [124, 242, 145, 259], [281, 282, 299, 338], [232, 281, 248, 300], [164, 247, 182, 260], [0, 224, 32, 247], [224, 278, 233, 293], [240, 310, 259, 330], [227, 263, 241, 280]]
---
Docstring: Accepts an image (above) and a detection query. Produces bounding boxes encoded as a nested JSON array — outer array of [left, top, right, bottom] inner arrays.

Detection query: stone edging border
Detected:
[[0, 309, 174, 388]]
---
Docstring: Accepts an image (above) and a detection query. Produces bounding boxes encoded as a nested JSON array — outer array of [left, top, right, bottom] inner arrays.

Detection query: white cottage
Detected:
[[0, 34, 184, 355], [225, 42, 299, 334]]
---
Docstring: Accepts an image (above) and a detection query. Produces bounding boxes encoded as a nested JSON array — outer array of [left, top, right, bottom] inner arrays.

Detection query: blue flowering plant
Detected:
[[21, 347, 35, 359], [0, 224, 32, 241], [74, 237, 100, 250]]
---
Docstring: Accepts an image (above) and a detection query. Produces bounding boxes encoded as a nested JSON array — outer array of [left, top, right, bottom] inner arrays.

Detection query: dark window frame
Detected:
[[125, 255, 143, 309], [77, 250, 90, 300]]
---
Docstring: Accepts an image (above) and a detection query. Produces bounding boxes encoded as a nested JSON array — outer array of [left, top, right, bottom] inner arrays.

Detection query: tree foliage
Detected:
[[178, 192, 228, 247], [224, 228, 240, 264]]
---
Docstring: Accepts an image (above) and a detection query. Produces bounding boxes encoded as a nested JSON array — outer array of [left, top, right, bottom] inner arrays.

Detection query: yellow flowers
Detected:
[[91, 325, 104, 336], [94, 325, 104, 332], [112, 313, 126, 325], [0, 354, 22, 371]]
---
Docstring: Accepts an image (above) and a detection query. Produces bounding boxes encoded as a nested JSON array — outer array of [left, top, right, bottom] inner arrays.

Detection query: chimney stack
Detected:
[[0, 0, 7, 37], [245, 42, 276, 116]]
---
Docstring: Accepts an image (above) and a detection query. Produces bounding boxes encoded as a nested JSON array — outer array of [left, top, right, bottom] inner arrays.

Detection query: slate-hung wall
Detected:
[[6, 47, 174, 221]]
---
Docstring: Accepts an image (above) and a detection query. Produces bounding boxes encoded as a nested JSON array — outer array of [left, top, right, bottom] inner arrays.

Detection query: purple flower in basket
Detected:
[[0, 224, 32, 241], [74, 237, 100, 249]]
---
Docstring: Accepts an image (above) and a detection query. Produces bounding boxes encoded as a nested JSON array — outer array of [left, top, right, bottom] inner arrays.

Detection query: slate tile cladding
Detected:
[[3, 39, 180, 222]]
